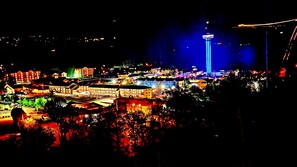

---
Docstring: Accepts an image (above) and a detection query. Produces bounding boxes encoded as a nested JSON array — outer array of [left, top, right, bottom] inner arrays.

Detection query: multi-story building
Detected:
[[73, 67, 96, 78], [88, 85, 152, 99], [47, 78, 152, 99], [11, 70, 41, 84], [113, 97, 165, 115], [46, 77, 79, 95]]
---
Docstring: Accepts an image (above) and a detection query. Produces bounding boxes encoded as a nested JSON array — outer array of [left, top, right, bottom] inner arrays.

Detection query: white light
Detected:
[[111, 80, 117, 84], [136, 81, 141, 85], [202, 34, 214, 39]]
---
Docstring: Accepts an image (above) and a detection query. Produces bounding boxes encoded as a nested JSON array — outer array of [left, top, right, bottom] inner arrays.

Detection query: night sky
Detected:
[[0, 0, 296, 70]]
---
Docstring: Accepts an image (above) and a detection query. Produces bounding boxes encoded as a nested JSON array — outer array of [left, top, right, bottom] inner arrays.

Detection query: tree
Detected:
[[44, 97, 67, 122], [28, 99, 34, 107], [43, 97, 79, 147], [165, 89, 204, 129], [10, 107, 28, 129], [34, 97, 47, 111], [16, 118, 56, 158], [66, 66, 75, 78], [22, 97, 29, 106], [138, 71, 144, 78]]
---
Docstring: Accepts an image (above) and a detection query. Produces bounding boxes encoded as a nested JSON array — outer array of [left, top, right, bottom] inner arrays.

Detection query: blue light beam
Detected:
[[203, 34, 214, 74]]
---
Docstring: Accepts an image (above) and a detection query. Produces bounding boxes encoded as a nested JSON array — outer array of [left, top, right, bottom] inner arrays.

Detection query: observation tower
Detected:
[[202, 33, 214, 75]]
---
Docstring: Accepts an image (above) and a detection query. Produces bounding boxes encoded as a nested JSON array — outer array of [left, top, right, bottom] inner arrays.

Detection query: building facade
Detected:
[[11, 70, 41, 84]]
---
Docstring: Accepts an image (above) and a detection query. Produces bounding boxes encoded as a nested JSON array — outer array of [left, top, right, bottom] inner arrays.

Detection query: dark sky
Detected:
[[1, 0, 294, 31], [0, 0, 296, 70]]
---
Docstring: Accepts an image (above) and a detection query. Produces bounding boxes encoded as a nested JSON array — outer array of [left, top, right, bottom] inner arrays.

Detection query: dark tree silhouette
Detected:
[[10, 107, 27, 129], [43, 96, 67, 122], [16, 118, 56, 159], [43, 97, 79, 148]]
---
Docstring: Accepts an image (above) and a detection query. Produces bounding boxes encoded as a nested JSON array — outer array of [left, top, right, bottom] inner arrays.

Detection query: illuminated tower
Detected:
[[202, 33, 214, 75]]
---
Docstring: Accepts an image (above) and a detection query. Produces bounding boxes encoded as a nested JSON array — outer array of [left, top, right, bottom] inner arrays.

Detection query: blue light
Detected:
[[203, 34, 214, 74], [205, 39, 212, 74], [144, 18, 256, 70], [240, 46, 255, 69]]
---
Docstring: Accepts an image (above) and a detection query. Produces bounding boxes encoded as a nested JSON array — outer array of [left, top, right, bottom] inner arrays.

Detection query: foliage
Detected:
[[138, 71, 144, 78], [34, 97, 47, 110], [17, 117, 56, 153], [28, 100, 34, 107], [17, 97, 48, 110], [18, 97, 29, 106], [66, 66, 75, 78], [43, 97, 68, 123], [43, 96, 81, 149], [11, 107, 28, 128], [169, 69, 175, 77], [84, 106, 176, 158]]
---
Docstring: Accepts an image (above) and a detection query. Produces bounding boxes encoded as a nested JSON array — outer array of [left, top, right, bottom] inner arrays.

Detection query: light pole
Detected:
[[265, 30, 269, 88]]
